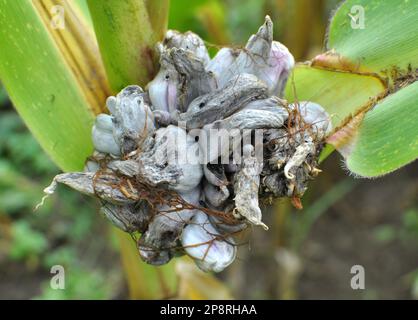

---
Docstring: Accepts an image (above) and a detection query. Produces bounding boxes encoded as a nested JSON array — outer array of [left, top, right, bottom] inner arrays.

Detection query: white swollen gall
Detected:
[[181, 211, 237, 273], [289, 101, 332, 138], [208, 16, 294, 95], [147, 45, 179, 113], [151, 125, 203, 193], [164, 30, 210, 65], [148, 31, 213, 113], [92, 114, 121, 156], [207, 47, 238, 86], [106, 85, 155, 154], [138, 188, 201, 265]]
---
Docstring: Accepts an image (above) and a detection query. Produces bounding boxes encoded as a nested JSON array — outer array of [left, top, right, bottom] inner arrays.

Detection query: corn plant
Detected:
[[0, 0, 417, 299]]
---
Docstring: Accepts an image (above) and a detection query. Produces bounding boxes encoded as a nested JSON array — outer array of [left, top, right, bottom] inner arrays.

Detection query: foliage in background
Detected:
[[0, 104, 119, 299]]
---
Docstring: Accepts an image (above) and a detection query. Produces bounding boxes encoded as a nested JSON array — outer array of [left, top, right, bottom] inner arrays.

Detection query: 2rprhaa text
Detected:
[[160, 304, 257, 317]]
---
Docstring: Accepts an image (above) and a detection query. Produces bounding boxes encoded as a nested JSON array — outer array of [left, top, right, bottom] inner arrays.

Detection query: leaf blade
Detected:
[[285, 64, 386, 127], [0, 0, 107, 171], [325, 0, 418, 75], [345, 81, 418, 176], [145, 0, 170, 41], [87, 0, 158, 92]]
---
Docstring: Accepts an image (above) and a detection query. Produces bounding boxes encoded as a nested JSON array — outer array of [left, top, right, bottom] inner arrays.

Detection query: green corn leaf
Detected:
[[0, 0, 110, 172], [317, 0, 418, 77], [145, 0, 170, 41], [87, 0, 160, 92], [285, 64, 385, 127], [343, 81, 418, 177], [296, 1, 418, 175], [73, 0, 93, 26]]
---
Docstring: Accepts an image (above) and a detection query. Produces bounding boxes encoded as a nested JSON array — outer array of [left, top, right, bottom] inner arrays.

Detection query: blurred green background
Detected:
[[1, 0, 418, 299]]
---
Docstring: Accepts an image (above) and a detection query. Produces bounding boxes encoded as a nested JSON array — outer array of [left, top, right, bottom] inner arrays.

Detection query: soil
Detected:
[[298, 154, 418, 299]]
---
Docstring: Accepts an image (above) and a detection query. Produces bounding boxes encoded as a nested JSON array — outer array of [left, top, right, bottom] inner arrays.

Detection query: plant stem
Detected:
[[87, 0, 158, 92]]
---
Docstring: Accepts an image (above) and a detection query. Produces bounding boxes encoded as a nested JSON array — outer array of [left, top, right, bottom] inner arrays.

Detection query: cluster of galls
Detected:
[[42, 16, 331, 272]]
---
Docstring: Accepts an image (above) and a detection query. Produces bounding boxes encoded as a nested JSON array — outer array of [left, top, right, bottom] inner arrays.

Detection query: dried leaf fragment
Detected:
[[233, 145, 268, 230]]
